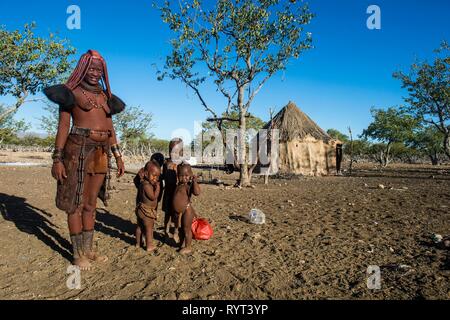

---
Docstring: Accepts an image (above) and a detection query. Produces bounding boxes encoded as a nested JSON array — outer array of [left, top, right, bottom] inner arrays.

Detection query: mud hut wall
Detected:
[[279, 138, 337, 175]]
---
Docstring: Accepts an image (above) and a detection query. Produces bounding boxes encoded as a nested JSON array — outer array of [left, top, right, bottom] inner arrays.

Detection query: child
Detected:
[[134, 152, 164, 205], [172, 163, 201, 254], [161, 138, 184, 242], [150, 152, 165, 168], [135, 160, 161, 252]]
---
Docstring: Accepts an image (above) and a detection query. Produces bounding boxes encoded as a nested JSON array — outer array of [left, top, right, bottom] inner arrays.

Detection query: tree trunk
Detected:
[[429, 153, 439, 165], [444, 132, 450, 160], [247, 163, 257, 185], [264, 172, 269, 185], [0, 94, 28, 123], [348, 127, 353, 175], [381, 143, 391, 167], [238, 109, 250, 186], [237, 86, 250, 187]]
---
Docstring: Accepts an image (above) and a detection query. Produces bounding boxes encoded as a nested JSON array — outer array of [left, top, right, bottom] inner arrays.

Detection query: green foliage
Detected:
[[148, 138, 171, 155], [389, 142, 420, 163], [156, 0, 313, 91], [0, 104, 29, 144], [344, 139, 370, 158], [199, 110, 265, 152], [409, 126, 444, 154], [326, 128, 349, 143], [362, 107, 419, 144], [39, 102, 60, 137], [407, 125, 444, 164], [0, 23, 76, 121], [202, 111, 265, 131], [393, 41, 450, 158], [0, 23, 75, 97], [18, 134, 54, 147], [155, 0, 314, 184], [112, 105, 154, 146], [362, 107, 419, 166]]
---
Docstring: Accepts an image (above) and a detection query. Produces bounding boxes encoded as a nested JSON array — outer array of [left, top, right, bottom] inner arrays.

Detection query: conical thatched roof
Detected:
[[264, 101, 332, 142]]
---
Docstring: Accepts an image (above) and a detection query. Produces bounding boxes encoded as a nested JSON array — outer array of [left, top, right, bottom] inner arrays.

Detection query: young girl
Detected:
[[172, 163, 200, 254], [135, 160, 161, 252]]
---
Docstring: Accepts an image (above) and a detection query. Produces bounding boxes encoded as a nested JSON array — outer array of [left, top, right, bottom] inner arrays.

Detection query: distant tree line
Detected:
[[327, 41, 449, 167], [1, 23, 448, 168]]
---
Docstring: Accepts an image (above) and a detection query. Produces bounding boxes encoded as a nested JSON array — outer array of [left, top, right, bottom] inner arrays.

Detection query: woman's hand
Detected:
[[116, 157, 125, 177], [52, 162, 67, 183]]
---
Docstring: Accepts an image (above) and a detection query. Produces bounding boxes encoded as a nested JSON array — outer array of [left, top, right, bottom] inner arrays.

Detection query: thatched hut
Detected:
[[262, 101, 342, 176]]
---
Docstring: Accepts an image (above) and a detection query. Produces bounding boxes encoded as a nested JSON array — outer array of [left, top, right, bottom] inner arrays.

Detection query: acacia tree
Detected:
[[156, 0, 314, 186], [39, 102, 60, 137], [408, 126, 444, 165], [326, 128, 349, 143], [0, 104, 29, 144], [393, 42, 450, 159], [362, 107, 419, 167], [0, 23, 75, 122], [113, 105, 154, 148]]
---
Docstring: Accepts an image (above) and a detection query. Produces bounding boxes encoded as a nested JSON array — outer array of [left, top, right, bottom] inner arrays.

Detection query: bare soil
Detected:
[[0, 152, 449, 300]]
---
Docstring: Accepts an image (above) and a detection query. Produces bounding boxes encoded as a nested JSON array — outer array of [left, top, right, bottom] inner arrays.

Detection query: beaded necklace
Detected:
[[81, 88, 108, 110]]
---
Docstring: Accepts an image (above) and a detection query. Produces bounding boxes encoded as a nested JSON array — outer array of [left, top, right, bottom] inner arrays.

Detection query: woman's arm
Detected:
[[51, 109, 71, 182], [55, 109, 71, 149], [107, 115, 125, 177]]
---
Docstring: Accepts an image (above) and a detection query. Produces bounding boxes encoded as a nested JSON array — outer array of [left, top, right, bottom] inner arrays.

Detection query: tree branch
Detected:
[[181, 75, 218, 119], [206, 115, 253, 122], [244, 73, 272, 109], [24, 97, 44, 104]]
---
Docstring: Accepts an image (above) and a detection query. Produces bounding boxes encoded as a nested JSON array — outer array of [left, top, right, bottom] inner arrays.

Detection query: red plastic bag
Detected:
[[191, 218, 213, 240]]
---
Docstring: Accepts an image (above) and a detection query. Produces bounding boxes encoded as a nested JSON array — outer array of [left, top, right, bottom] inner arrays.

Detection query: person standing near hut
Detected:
[[43, 50, 126, 270]]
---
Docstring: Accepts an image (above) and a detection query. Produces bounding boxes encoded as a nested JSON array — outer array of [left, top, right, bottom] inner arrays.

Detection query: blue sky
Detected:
[[0, 0, 449, 141]]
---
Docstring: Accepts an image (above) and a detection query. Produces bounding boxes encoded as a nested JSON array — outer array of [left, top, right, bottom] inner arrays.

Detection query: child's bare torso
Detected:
[[139, 182, 158, 209], [172, 183, 191, 213]]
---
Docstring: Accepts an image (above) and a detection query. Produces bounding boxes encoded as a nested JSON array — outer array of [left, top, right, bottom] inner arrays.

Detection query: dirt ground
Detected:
[[0, 152, 449, 300]]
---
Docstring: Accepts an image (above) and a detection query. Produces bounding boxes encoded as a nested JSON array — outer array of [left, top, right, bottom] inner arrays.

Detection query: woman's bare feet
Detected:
[[73, 256, 92, 271], [146, 244, 156, 252], [70, 234, 92, 270], [82, 231, 108, 263], [85, 251, 109, 263]]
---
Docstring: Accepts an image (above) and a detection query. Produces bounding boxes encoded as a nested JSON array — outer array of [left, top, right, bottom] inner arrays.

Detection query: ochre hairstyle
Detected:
[[65, 49, 112, 98]]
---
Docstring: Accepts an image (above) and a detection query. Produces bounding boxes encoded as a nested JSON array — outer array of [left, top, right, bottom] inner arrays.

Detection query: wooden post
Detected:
[[264, 107, 275, 185], [348, 126, 354, 175]]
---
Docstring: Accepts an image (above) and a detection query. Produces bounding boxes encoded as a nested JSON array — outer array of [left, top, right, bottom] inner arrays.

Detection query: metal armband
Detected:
[[52, 147, 64, 163], [110, 144, 122, 159]]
